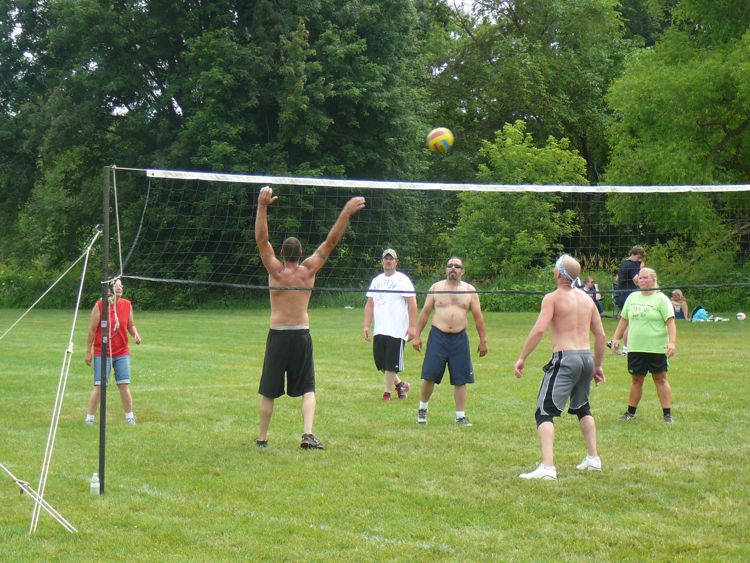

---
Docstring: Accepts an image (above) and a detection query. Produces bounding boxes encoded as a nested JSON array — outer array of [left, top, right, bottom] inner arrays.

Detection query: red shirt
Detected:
[[93, 298, 132, 357]]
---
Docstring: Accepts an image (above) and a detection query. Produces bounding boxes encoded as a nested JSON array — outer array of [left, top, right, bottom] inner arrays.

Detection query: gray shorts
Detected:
[[536, 350, 594, 417]]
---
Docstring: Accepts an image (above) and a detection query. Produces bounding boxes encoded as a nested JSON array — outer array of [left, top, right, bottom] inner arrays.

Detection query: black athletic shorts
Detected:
[[258, 329, 315, 398], [373, 334, 405, 373], [627, 351, 668, 376]]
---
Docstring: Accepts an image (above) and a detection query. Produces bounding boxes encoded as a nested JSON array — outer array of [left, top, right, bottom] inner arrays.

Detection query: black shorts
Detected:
[[258, 329, 315, 398], [627, 352, 669, 376], [373, 334, 405, 373]]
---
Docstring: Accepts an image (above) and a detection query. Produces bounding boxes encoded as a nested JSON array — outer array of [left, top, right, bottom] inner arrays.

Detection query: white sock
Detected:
[[125, 412, 134, 419], [85, 414, 94, 422], [419, 401, 428, 410]]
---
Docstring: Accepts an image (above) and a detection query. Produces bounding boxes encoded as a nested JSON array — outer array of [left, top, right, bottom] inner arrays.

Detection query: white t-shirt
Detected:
[[366, 271, 415, 339]]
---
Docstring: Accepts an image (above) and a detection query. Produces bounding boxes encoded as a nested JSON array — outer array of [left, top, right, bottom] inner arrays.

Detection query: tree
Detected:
[[604, 0, 750, 284], [1, 0, 437, 276], [425, 0, 629, 183], [452, 120, 587, 280]]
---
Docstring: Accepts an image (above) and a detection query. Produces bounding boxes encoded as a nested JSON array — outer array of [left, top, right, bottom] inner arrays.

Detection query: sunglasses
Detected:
[[447, 263, 463, 269]]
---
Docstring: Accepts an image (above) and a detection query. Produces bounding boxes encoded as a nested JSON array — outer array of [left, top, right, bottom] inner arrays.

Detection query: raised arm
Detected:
[[302, 197, 366, 274], [255, 186, 283, 274]]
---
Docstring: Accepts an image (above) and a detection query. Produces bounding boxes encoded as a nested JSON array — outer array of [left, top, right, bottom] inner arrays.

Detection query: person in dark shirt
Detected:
[[611, 246, 645, 355]]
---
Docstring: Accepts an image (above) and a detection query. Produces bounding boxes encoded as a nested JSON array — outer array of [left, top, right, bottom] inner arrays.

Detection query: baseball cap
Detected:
[[382, 248, 398, 259]]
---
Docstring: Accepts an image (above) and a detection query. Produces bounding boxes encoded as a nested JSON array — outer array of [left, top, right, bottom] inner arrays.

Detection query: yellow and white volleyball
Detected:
[[426, 127, 455, 153], [737, 312, 747, 321]]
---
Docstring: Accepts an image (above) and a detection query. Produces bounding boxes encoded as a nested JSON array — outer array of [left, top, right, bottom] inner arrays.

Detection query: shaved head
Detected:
[[555, 254, 581, 284]]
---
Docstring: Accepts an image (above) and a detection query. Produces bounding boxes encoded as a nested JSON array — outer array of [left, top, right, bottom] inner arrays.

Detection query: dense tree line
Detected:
[[1, 0, 748, 308]]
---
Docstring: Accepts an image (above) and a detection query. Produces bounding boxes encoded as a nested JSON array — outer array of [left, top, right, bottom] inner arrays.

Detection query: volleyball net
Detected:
[[108, 166, 750, 310]]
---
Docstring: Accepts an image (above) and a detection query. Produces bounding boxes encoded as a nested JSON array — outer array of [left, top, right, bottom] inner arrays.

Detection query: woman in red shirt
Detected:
[[84, 279, 142, 425]]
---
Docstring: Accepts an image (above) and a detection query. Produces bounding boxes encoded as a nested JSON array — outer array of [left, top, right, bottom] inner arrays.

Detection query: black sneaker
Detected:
[[455, 416, 473, 426], [300, 434, 325, 450], [417, 408, 427, 424], [663, 413, 673, 424], [606, 340, 613, 349], [619, 412, 636, 421], [256, 439, 268, 448]]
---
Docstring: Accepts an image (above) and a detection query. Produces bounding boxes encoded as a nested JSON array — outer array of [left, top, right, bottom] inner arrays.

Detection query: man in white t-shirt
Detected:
[[364, 248, 418, 400]]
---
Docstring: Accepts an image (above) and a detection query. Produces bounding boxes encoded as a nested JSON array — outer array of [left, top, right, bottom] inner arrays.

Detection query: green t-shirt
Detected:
[[621, 291, 674, 353]]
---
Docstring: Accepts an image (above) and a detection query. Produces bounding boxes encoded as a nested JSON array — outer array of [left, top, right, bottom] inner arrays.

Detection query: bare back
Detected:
[[548, 286, 599, 351], [267, 260, 318, 328]]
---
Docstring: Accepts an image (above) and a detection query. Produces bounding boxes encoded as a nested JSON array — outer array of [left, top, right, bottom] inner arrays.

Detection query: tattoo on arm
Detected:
[[315, 249, 329, 260]]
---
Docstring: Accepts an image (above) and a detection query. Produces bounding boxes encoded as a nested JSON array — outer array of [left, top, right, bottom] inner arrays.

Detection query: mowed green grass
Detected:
[[0, 307, 748, 561]]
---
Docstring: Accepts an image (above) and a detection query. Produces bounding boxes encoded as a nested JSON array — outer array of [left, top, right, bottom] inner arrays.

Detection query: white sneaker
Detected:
[[126, 415, 137, 425], [519, 463, 557, 480], [620, 346, 628, 356], [576, 455, 602, 471]]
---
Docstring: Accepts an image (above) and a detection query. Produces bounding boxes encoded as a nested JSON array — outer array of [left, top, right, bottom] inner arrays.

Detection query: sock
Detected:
[[419, 401, 428, 410], [456, 411, 465, 419], [85, 414, 94, 422], [627, 405, 637, 415], [663, 407, 671, 416], [125, 411, 134, 419]]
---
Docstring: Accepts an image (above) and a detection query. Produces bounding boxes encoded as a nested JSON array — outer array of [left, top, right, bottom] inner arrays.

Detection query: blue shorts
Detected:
[[93, 355, 131, 385], [420, 327, 474, 386]]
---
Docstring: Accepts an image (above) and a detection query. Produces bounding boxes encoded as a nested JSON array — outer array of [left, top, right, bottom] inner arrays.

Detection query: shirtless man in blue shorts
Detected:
[[514, 254, 606, 480], [412, 256, 488, 426], [255, 186, 365, 450]]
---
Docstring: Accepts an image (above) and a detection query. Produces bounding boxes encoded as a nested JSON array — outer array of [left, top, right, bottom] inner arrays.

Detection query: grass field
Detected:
[[1, 307, 749, 561]]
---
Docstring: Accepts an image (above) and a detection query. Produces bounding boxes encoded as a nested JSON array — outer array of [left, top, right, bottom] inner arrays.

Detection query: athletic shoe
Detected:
[[519, 463, 557, 480], [126, 416, 137, 425], [84, 418, 94, 426], [620, 346, 628, 356], [382, 392, 392, 401], [300, 434, 325, 450], [663, 413, 673, 424], [619, 412, 636, 421], [255, 439, 268, 448], [395, 381, 410, 400], [417, 408, 427, 425], [576, 455, 602, 471], [606, 340, 613, 349], [455, 416, 473, 426]]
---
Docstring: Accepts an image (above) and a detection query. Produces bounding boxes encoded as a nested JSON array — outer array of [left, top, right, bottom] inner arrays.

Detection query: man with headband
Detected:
[[514, 254, 606, 480]]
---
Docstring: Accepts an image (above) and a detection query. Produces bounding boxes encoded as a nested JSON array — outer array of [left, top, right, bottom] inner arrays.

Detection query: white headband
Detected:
[[556, 255, 580, 287]]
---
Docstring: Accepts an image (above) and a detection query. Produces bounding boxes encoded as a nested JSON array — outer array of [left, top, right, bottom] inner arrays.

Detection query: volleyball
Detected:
[[737, 312, 746, 321], [426, 127, 455, 153]]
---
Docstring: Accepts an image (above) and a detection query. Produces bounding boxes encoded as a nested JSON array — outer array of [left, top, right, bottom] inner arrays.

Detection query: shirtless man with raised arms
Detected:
[[255, 186, 365, 449]]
